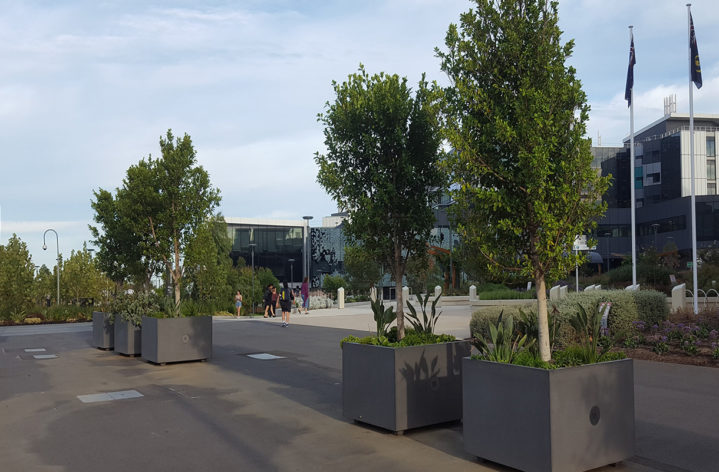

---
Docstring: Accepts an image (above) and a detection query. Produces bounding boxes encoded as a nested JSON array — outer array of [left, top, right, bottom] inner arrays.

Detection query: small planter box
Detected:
[[462, 358, 635, 472], [92, 311, 114, 350], [141, 316, 212, 364], [342, 340, 471, 433], [114, 315, 141, 356]]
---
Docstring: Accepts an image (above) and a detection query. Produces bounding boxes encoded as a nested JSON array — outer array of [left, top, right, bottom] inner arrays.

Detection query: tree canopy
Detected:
[[438, 0, 609, 360], [316, 65, 445, 338]]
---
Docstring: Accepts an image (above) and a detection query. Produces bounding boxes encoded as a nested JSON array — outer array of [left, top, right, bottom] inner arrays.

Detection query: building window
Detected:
[[708, 160, 716, 180], [708, 137, 716, 157], [708, 183, 717, 195], [647, 172, 661, 184]]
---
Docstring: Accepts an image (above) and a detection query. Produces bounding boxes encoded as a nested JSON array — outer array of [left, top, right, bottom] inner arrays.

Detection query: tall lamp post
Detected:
[[288, 258, 295, 287], [302, 215, 313, 285], [249, 243, 256, 315], [42, 229, 60, 306]]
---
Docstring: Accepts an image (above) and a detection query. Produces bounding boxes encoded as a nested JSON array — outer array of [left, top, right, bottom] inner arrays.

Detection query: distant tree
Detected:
[[33, 265, 54, 306], [343, 245, 382, 294], [0, 234, 35, 318], [184, 216, 235, 308], [316, 65, 445, 339], [322, 274, 347, 299], [61, 244, 108, 305], [438, 0, 609, 360], [406, 249, 443, 294]]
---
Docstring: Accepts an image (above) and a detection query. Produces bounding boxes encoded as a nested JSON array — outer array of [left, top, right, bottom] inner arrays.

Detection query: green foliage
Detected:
[[343, 245, 381, 293], [472, 312, 533, 363], [480, 289, 536, 300], [405, 251, 443, 295], [183, 216, 235, 308], [405, 291, 442, 335], [91, 130, 221, 309], [469, 304, 535, 340], [438, 0, 608, 361], [341, 330, 455, 348], [371, 297, 397, 337], [235, 266, 264, 315], [552, 346, 625, 368], [632, 290, 670, 325], [111, 291, 161, 326], [567, 304, 609, 364], [510, 350, 555, 369], [0, 234, 35, 320], [516, 308, 560, 355], [316, 64, 445, 338], [322, 274, 347, 299], [61, 244, 109, 306]]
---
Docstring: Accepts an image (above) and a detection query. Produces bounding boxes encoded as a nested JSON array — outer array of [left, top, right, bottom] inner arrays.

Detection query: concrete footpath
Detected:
[[0, 302, 716, 472]]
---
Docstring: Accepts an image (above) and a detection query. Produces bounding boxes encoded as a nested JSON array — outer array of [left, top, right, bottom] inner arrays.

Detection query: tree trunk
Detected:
[[535, 275, 551, 361], [394, 244, 405, 340]]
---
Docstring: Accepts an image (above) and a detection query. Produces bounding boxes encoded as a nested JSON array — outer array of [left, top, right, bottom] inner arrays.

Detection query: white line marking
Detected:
[[25, 348, 46, 352], [33, 354, 57, 359]]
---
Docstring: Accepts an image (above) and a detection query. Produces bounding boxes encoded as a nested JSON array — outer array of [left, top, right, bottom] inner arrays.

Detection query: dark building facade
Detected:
[[593, 113, 719, 270]]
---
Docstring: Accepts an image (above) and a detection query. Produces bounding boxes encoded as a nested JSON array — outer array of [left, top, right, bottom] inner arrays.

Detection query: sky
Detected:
[[3, 0, 719, 269]]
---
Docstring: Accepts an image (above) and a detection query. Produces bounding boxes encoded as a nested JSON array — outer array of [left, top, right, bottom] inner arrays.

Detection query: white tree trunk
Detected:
[[535, 275, 551, 361]]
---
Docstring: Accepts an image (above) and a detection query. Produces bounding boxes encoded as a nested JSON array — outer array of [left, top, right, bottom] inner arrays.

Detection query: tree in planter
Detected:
[[438, 0, 608, 360], [316, 66, 445, 339], [92, 130, 221, 311]]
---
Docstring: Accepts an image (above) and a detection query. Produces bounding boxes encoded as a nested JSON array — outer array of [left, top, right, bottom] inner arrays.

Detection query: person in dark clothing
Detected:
[[263, 284, 275, 318], [279, 281, 294, 327]]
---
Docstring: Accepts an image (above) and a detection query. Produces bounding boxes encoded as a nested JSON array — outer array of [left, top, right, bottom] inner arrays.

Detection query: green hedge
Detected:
[[470, 290, 668, 347]]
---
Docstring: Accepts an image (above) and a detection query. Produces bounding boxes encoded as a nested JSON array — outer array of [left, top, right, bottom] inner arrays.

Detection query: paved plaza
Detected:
[[0, 303, 717, 471]]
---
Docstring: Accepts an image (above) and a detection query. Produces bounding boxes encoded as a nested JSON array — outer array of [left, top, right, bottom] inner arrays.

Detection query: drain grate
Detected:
[[33, 354, 57, 359], [77, 390, 144, 403]]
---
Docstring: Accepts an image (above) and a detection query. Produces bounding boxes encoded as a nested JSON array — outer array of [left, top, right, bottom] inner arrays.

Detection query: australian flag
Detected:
[[690, 13, 702, 89], [625, 33, 636, 107]]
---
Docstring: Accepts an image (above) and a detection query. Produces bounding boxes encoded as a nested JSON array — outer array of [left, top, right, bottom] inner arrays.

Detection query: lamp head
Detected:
[[42, 244, 47, 250]]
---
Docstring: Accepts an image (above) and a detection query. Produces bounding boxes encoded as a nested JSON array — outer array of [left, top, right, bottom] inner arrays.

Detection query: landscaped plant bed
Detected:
[[342, 339, 471, 433], [462, 357, 635, 472], [141, 315, 212, 365], [92, 311, 114, 350], [114, 314, 141, 356], [620, 311, 719, 367]]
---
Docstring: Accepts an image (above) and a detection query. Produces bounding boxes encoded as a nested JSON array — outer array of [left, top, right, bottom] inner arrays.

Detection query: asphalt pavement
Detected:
[[0, 302, 716, 472]]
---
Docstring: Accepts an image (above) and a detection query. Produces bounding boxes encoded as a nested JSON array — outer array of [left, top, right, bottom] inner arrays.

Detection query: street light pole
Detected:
[[288, 258, 295, 287], [302, 216, 313, 285], [249, 243, 256, 316], [42, 229, 60, 306]]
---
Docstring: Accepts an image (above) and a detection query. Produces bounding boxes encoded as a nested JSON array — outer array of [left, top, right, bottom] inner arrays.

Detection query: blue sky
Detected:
[[2, 0, 719, 269]]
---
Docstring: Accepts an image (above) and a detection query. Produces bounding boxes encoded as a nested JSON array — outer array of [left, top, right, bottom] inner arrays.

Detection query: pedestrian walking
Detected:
[[271, 286, 279, 317], [263, 284, 275, 318], [234, 290, 243, 318], [279, 281, 294, 327], [301, 276, 310, 314]]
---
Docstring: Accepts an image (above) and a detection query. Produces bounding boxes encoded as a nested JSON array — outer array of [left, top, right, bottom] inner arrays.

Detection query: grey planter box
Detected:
[[114, 315, 141, 356], [462, 358, 635, 472], [141, 316, 212, 364], [92, 311, 114, 350], [342, 340, 471, 432]]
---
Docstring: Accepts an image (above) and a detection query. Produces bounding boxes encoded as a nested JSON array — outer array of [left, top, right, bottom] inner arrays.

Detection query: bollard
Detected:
[[549, 285, 560, 301], [370, 286, 377, 302], [435, 285, 442, 298], [671, 283, 686, 312], [469, 285, 477, 301], [338, 287, 345, 309], [559, 285, 568, 299]]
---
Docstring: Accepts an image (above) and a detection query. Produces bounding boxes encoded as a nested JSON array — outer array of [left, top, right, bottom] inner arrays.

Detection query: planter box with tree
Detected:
[[92, 311, 114, 350]]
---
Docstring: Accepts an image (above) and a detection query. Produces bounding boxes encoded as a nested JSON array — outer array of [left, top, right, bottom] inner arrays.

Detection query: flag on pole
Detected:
[[625, 33, 636, 106], [690, 13, 702, 89]]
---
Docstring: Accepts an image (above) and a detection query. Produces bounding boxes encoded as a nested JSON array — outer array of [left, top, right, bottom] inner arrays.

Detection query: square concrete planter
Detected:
[[114, 315, 141, 356], [92, 311, 114, 350], [141, 316, 212, 364], [342, 340, 471, 433], [462, 358, 635, 472]]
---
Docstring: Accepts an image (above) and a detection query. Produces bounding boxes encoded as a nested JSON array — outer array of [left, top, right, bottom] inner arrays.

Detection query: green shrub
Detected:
[[469, 304, 535, 339], [480, 289, 536, 300], [340, 330, 455, 348], [632, 290, 669, 325], [552, 291, 637, 343]]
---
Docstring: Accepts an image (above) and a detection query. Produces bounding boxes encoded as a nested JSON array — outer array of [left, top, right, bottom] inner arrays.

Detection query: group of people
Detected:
[[233, 276, 310, 328]]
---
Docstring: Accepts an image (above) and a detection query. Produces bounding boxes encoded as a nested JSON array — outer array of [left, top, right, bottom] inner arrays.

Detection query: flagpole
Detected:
[[688, 4, 698, 314], [629, 26, 637, 289], [687, 3, 699, 315]]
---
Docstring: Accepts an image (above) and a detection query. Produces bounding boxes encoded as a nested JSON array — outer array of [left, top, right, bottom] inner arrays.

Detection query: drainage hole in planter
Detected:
[[182, 335, 190, 343], [589, 406, 600, 426]]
